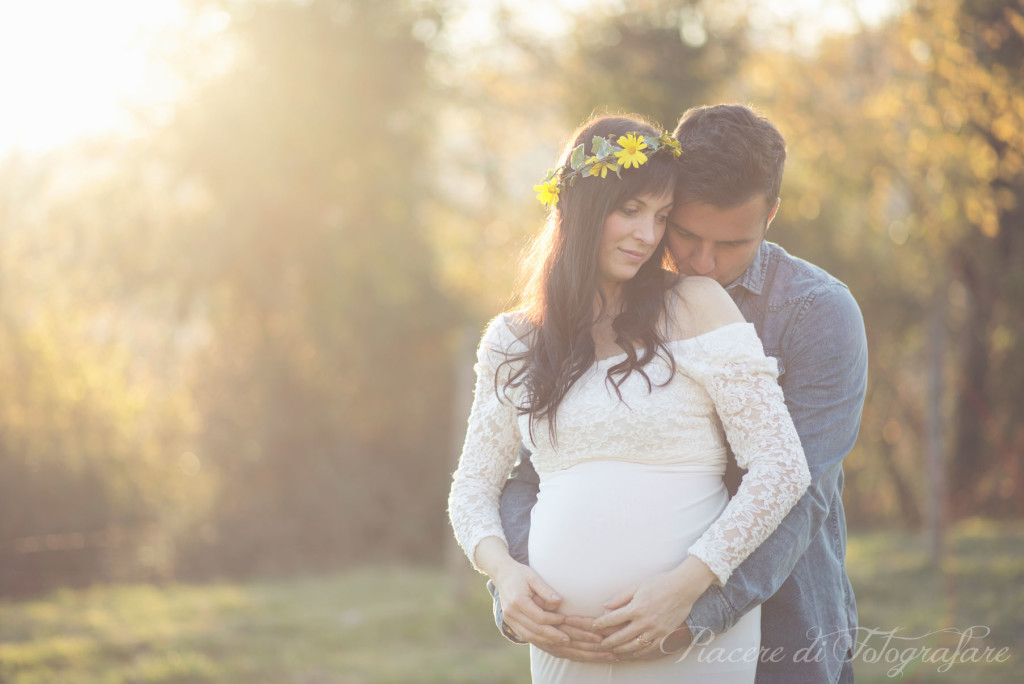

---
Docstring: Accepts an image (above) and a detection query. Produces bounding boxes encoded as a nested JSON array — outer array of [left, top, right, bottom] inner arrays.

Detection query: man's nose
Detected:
[[691, 243, 715, 275]]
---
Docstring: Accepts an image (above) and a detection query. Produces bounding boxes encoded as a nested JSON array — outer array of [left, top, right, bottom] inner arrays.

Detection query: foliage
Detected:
[[724, 0, 1024, 523], [0, 0, 457, 591], [0, 0, 1022, 594], [555, 0, 751, 130], [161, 0, 457, 575], [0, 148, 205, 594]]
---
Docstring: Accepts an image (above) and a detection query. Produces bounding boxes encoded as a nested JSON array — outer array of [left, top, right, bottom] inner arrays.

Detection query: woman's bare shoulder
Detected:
[[666, 276, 745, 340]]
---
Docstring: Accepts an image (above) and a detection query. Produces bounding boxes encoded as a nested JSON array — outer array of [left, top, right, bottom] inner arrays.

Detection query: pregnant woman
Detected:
[[448, 114, 810, 683]]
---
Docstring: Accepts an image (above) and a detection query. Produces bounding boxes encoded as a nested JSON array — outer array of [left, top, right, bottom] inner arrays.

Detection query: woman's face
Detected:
[[597, 188, 674, 294]]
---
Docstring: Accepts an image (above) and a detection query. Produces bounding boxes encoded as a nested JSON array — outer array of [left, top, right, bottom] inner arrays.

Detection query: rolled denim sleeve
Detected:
[[490, 444, 539, 643], [686, 284, 868, 635]]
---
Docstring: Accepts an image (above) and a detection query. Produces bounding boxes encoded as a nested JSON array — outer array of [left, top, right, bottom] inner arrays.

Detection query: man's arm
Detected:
[[500, 443, 538, 565], [489, 444, 538, 644], [685, 284, 868, 635]]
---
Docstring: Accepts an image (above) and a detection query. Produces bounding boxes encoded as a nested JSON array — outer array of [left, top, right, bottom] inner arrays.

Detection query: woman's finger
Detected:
[[612, 630, 664, 655], [601, 586, 635, 612], [526, 572, 563, 612], [598, 622, 646, 652], [591, 601, 635, 632]]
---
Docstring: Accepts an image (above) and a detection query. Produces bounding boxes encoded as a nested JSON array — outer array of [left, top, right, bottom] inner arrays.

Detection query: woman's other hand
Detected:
[[591, 555, 714, 658]]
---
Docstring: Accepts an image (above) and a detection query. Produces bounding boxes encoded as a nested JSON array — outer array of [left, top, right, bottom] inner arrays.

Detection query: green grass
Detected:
[[846, 519, 1023, 683], [0, 520, 1021, 683]]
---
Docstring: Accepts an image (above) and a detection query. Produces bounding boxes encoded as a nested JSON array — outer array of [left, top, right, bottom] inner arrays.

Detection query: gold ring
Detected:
[[636, 634, 653, 646]]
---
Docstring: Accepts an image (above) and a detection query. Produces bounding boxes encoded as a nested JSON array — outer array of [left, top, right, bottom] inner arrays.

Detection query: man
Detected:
[[489, 104, 867, 683]]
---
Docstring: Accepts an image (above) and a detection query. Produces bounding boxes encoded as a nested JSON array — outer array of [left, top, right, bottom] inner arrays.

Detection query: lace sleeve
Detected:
[[447, 314, 526, 573], [685, 324, 811, 585]]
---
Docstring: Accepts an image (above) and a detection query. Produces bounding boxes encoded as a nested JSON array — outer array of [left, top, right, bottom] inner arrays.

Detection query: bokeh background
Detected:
[[0, 0, 1021, 681]]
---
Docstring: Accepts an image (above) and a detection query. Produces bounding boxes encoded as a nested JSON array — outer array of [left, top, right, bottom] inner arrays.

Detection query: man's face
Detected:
[[665, 194, 779, 286]]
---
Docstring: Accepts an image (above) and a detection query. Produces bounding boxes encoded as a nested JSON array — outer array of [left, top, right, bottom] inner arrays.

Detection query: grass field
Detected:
[[0, 520, 1021, 683]]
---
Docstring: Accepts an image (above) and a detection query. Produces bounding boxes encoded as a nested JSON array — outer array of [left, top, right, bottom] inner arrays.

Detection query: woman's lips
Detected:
[[619, 247, 646, 263]]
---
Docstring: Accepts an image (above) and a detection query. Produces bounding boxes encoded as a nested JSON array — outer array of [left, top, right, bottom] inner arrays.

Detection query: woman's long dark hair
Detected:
[[502, 114, 680, 445]]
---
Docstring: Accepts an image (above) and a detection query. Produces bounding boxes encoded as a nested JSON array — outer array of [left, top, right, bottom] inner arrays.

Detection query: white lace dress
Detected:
[[448, 313, 810, 683]]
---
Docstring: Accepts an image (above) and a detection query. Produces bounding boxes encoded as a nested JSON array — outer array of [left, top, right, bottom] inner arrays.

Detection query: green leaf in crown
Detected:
[[570, 143, 586, 171]]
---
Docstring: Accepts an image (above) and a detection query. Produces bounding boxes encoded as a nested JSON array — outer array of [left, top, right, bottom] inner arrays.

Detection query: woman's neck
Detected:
[[592, 286, 625, 358], [597, 282, 624, 317]]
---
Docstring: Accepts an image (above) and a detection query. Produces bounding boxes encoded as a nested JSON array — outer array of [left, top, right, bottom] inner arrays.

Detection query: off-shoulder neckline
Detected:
[[594, 321, 755, 366]]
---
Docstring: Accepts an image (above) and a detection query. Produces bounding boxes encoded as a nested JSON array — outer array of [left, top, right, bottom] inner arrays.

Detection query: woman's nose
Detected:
[[635, 215, 659, 243]]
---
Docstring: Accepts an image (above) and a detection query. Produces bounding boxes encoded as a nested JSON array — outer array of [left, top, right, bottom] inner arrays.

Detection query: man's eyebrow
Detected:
[[668, 223, 757, 244]]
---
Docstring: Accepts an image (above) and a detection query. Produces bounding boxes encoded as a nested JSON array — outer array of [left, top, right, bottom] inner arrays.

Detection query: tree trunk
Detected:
[[948, 245, 993, 517], [925, 276, 949, 564]]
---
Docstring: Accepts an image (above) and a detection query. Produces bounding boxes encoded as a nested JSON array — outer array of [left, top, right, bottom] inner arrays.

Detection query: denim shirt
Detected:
[[489, 241, 868, 684]]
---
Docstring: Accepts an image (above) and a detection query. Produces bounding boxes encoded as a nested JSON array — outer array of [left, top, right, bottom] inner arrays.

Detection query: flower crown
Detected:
[[533, 131, 682, 208]]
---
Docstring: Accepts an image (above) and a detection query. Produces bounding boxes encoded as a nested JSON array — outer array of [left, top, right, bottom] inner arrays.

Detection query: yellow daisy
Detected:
[[585, 155, 619, 179], [534, 179, 560, 207], [614, 133, 649, 169]]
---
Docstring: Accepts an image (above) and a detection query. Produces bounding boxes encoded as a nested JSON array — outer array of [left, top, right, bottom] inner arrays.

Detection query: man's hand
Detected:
[[525, 616, 620, 662]]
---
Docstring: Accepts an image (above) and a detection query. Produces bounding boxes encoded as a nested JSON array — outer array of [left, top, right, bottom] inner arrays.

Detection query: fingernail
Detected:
[[550, 593, 560, 600]]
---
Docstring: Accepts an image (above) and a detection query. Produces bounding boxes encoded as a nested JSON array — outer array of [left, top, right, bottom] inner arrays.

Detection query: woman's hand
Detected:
[[591, 556, 715, 659], [491, 560, 571, 647]]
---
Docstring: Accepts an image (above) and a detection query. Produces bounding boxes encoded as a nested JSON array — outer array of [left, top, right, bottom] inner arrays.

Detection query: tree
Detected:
[[726, 0, 1024, 526], [160, 0, 457, 574]]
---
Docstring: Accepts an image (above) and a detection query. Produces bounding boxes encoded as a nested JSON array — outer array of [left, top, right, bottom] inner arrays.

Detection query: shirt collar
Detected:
[[726, 240, 769, 296]]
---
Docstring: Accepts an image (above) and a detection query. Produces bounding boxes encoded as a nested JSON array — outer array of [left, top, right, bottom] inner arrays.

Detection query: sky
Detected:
[[0, 0, 901, 157]]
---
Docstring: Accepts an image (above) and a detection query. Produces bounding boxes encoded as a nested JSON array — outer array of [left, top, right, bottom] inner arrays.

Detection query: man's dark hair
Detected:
[[672, 104, 786, 213]]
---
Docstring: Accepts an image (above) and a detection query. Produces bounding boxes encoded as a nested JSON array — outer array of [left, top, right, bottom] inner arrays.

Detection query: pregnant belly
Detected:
[[528, 460, 728, 617]]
